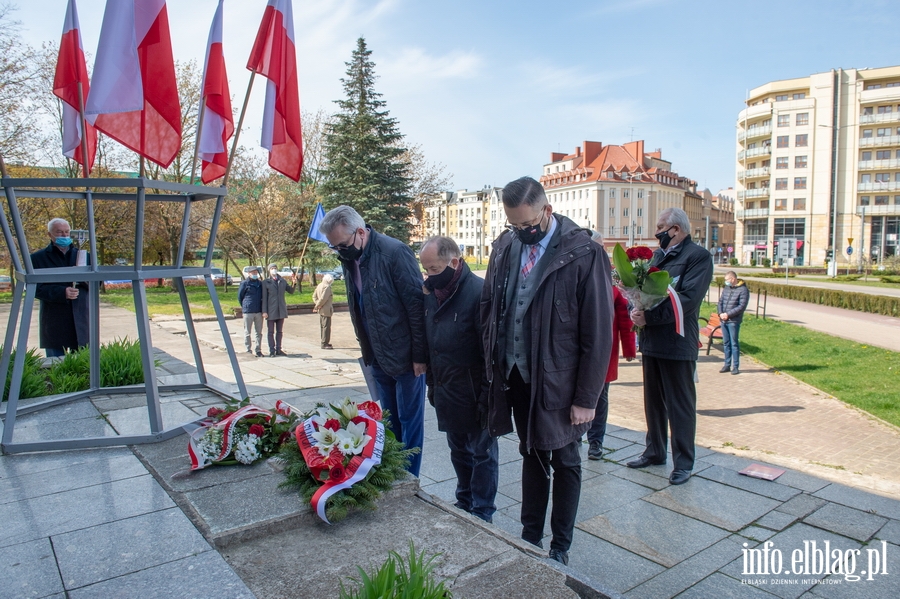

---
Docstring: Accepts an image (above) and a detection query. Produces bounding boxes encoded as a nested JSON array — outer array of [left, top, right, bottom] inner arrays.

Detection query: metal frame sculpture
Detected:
[[0, 176, 248, 453]]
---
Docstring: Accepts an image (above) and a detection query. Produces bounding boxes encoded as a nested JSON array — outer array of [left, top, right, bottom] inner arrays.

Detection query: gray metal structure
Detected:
[[0, 177, 248, 454]]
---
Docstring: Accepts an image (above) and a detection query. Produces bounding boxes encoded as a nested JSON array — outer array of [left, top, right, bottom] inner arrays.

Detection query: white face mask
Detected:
[[270, 269, 278, 277]]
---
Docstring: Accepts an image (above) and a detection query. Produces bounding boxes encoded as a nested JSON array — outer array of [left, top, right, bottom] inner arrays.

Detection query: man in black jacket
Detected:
[[30, 218, 89, 357], [319, 206, 427, 477], [420, 236, 498, 523], [238, 266, 264, 357], [717, 271, 750, 375], [629, 207, 714, 485], [482, 177, 613, 566]]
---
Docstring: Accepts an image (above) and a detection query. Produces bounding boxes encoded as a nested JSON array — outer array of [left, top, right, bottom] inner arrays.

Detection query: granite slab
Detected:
[[0, 537, 64, 599], [697, 464, 802, 502], [576, 473, 655, 521], [814, 483, 900, 520], [803, 502, 888, 543], [566, 528, 665, 593]]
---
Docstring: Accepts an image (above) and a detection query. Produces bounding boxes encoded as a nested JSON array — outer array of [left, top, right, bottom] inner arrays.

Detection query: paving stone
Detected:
[[807, 542, 898, 599], [603, 443, 646, 463], [737, 525, 778, 543], [803, 503, 888, 543], [644, 476, 781, 532], [0, 474, 175, 548], [142, 454, 275, 493], [697, 464, 802, 502], [611, 465, 672, 490], [607, 428, 647, 444], [699, 452, 764, 472], [873, 519, 900, 545], [625, 537, 745, 599], [778, 494, 828, 518], [598, 434, 634, 451], [103, 401, 201, 437], [674, 572, 775, 598], [772, 469, 830, 494], [67, 550, 254, 599], [91, 394, 149, 412], [581, 456, 626, 476], [0, 537, 64, 599], [576, 474, 654, 521], [757, 510, 799, 532], [814, 483, 900, 520], [418, 439, 458, 483], [567, 528, 665, 593], [578, 500, 729, 568], [0, 446, 133, 480], [54, 507, 212, 589]]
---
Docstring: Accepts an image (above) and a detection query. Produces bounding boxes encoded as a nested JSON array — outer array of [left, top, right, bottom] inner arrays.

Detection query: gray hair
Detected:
[[502, 176, 547, 209], [420, 236, 460, 261], [320, 205, 366, 236], [724, 271, 737, 279], [322, 273, 334, 284], [47, 218, 70, 233], [658, 207, 691, 233]]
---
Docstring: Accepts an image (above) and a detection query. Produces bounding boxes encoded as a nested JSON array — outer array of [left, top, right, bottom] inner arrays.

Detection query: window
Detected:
[[877, 128, 891, 137], [794, 177, 807, 189], [862, 151, 873, 160], [623, 226, 629, 236], [775, 178, 788, 190], [776, 157, 789, 169], [775, 94, 788, 101], [793, 93, 806, 100], [875, 196, 889, 205], [610, 189, 616, 198], [637, 208, 643, 217], [796, 113, 809, 126], [860, 196, 870, 206], [793, 198, 806, 211], [863, 129, 873, 138], [608, 226, 615, 236], [775, 198, 787, 211], [746, 202, 756, 209], [896, 173, 900, 182], [877, 150, 891, 160], [866, 84, 882, 90], [863, 107, 874, 116], [637, 226, 642, 235], [795, 134, 808, 147], [609, 207, 615, 217], [861, 174, 871, 183], [777, 135, 790, 148], [747, 162, 757, 169], [623, 189, 630, 199], [623, 208, 629, 217], [637, 189, 644, 199], [760, 200, 770, 209], [761, 159, 771, 168], [795, 155, 807, 168], [895, 196, 900, 205], [777, 115, 790, 127], [878, 105, 893, 114], [875, 173, 891, 182]]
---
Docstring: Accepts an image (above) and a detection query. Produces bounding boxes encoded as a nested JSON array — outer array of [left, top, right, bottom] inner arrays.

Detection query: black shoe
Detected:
[[322, 344, 333, 349], [268, 352, 276, 357], [246, 349, 253, 354], [275, 350, 287, 356], [731, 368, 740, 375], [453, 501, 470, 513], [548, 548, 569, 566], [719, 365, 731, 373], [255, 351, 263, 357], [588, 441, 602, 460], [669, 469, 691, 485], [627, 456, 666, 469]]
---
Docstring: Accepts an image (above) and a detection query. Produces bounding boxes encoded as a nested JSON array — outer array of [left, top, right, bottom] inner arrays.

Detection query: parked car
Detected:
[[0, 275, 11, 292], [210, 267, 234, 285], [317, 268, 343, 281], [277, 266, 298, 279]]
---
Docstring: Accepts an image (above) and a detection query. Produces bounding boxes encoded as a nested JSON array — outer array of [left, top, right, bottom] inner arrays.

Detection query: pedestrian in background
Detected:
[[262, 263, 296, 357], [717, 270, 749, 375], [238, 265, 264, 357], [313, 273, 335, 350]]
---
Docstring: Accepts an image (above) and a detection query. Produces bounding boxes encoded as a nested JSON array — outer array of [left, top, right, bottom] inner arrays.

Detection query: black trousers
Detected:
[[507, 367, 581, 553], [266, 318, 284, 353], [641, 356, 697, 470]]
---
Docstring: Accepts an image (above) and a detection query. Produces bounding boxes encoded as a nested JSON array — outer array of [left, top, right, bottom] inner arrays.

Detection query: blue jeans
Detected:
[[446, 430, 499, 522], [587, 382, 611, 446], [44, 347, 66, 358], [370, 363, 426, 477], [722, 320, 741, 369]]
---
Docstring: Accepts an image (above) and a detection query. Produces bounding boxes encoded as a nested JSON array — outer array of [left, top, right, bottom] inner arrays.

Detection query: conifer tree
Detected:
[[321, 37, 412, 243]]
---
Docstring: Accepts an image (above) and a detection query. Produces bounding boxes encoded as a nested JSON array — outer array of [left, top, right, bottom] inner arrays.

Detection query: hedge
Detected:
[[717, 277, 900, 317]]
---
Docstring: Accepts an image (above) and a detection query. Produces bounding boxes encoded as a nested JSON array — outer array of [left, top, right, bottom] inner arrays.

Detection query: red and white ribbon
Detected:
[[668, 285, 685, 337], [187, 405, 272, 470]]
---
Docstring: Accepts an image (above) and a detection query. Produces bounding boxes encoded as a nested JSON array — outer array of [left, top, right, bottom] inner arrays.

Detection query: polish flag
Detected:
[[52, 0, 97, 176], [247, 0, 303, 182], [84, 0, 182, 169], [198, 0, 233, 184]]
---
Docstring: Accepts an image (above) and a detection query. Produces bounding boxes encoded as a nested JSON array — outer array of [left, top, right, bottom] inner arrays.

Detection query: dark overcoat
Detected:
[[30, 243, 90, 350]]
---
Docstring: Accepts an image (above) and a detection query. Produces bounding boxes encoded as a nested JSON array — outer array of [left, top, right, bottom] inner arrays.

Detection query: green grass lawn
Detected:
[[700, 301, 900, 428]]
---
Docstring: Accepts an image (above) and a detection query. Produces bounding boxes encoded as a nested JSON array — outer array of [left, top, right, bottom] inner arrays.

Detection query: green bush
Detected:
[[880, 275, 900, 284], [48, 349, 91, 394], [1, 347, 48, 402], [750, 258, 757, 267], [99, 337, 147, 387], [832, 274, 862, 282], [762, 258, 772, 268], [339, 541, 451, 599], [729, 258, 738, 266], [741, 272, 795, 279]]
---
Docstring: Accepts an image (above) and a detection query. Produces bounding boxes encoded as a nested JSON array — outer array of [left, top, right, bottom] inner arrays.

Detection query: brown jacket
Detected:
[[313, 280, 334, 317], [481, 214, 614, 451]]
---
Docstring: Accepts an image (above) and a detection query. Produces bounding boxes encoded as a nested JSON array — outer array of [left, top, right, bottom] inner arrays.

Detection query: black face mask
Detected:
[[424, 265, 455, 290], [336, 244, 363, 262], [655, 226, 675, 250], [515, 211, 549, 246]]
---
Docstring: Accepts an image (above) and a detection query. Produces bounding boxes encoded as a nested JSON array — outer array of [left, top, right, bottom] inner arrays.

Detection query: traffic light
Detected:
[[773, 240, 780, 257], [826, 249, 834, 260]]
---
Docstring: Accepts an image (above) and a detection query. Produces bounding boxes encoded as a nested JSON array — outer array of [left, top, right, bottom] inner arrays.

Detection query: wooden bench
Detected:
[[698, 313, 723, 355]]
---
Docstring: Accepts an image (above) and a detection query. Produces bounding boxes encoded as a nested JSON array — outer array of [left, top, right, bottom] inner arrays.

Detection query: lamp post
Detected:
[[623, 171, 646, 247]]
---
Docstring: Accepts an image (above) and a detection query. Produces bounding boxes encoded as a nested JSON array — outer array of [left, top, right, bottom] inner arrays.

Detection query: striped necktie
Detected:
[[521, 244, 539, 279]]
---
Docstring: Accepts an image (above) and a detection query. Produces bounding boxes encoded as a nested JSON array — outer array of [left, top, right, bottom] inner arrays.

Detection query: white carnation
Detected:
[[234, 434, 261, 465]]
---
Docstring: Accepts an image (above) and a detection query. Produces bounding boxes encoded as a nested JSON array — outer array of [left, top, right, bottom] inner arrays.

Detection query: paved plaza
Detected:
[[1, 299, 899, 597]]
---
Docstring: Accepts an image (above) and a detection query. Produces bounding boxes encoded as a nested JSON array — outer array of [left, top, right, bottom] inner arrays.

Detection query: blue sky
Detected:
[[13, 0, 900, 194]]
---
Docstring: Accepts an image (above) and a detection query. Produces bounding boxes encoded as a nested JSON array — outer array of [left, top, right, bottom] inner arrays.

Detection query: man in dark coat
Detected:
[[629, 207, 714, 486], [420, 236, 498, 523], [238, 265, 264, 356], [31, 218, 89, 357], [717, 271, 750, 375], [319, 206, 428, 477], [481, 176, 613, 565], [261, 263, 296, 357]]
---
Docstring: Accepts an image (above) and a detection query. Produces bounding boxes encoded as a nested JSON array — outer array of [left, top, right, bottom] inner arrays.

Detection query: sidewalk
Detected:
[[1, 303, 899, 597]]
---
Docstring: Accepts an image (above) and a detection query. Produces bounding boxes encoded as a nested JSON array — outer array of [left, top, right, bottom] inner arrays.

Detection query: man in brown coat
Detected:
[[313, 273, 334, 349]]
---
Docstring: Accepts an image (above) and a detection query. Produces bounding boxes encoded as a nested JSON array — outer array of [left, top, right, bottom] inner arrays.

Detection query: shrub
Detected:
[[739, 279, 900, 317], [339, 541, 451, 599], [762, 258, 772, 268], [750, 258, 757, 267], [48, 349, 91, 394], [729, 258, 738, 266], [880, 275, 900, 284], [99, 338, 148, 387], [1, 347, 48, 402]]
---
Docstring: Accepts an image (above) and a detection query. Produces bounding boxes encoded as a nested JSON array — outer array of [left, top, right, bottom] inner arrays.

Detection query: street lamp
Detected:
[[623, 171, 647, 247], [818, 121, 857, 275]]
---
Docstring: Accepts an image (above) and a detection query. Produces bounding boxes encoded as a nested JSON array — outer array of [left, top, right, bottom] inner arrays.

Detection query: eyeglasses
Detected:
[[505, 206, 547, 233], [328, 230, 358, 252]]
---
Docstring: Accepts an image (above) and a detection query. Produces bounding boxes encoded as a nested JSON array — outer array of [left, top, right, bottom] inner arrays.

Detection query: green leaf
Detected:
[[612, 244, 637, 287], [642, 270, 673, 296]]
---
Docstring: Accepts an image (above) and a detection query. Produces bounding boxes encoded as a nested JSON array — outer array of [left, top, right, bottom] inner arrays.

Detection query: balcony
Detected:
[[859, 158, 900, 171], [738, 167, 770, 181], [860, 112, 900, 125], [738, 125, 772, 143], [858, 204, 900, 216], [859, 135, 900, 148], [737, 188, 770, 200], [736, 208, 771, 219], [737, 103, 773, 122], [858, 181, 900, 192], [738, 146, 772, 160]]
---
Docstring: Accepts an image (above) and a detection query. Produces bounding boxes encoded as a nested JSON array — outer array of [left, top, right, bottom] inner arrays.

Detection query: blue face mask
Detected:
[[54, 236, 73, 247], [725, 280, 733, 287], [250, 273, 259, 280]]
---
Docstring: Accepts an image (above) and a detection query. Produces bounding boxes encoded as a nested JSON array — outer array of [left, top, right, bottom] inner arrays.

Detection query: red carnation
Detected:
[[329, 464, 346, 482], [626, 246, 654, 261], [324, 450, 344, 469], [351, 416, 367, 425], [324, 418, 341, 432], [648, 266, 661, 273], [358, 401, 382, 421], [248, 424, 265, 438], [207, 407, 225, 418]]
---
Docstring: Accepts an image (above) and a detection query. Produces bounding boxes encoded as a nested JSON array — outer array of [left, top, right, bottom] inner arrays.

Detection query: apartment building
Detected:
[[735, 65, 900, 268], [423, 187, 496, 260]]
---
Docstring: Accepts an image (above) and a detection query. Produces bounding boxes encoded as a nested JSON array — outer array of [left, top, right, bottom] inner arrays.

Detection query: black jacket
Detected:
[[717, 279, 750, 323], [641, 236, 714, 360], [30, 243, 90, 350], [424, 263, 487, 433], [481, 215, 613, 451], [341, 227, 427, 377], [238, 279, 263, 314]]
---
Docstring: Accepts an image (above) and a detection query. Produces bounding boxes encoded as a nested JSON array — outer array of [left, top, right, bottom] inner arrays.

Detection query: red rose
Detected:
[[324, 450, 344, 469], [358, 401, 382, 421], [351, 416, 367, 425], [278, 431, 290, 445], [248, 424, 265, 438], [329, 464, 346, 481], [324, 418, 341, 432], [648, 266, 660, 273], [207, 407, 225, 418], [626, 246, 654, 261]]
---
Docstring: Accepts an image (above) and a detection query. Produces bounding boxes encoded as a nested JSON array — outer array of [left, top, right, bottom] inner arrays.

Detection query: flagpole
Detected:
[[76, 81, 90, 179], [189, 101, 207, 185], [222, 71, 255, 187]]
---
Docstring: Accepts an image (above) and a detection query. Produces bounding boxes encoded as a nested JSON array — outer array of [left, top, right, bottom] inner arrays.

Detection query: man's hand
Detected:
[[263, 312, 268, 319], [570, 405, 595, 426], [413, 362, 427, 377], [719, 313, 729, 321], [631, 309, 646, 327], [313, 308, 318, 313], [65, 287, 79, 300]]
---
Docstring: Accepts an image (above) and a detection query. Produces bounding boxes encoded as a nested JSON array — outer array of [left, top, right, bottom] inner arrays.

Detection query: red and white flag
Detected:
[[198, 0, 233, 184], [53, 0, 97, 176], [84, 0, 181, 169], [247, 0, 303, 182]]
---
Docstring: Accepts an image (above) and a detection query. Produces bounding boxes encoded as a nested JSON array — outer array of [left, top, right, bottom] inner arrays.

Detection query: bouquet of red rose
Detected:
[[612, 244, 674, 312]]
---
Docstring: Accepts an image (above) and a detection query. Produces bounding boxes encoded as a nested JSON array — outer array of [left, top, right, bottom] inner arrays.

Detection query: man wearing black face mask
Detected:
[[628, 207, 714, 486], [482, 176, 613, 566], [420, 236, 498, 522], [319, 205, 428, 478]]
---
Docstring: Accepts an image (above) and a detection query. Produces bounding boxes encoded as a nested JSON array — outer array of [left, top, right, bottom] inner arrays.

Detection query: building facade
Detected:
[[423, 187, 495, 261], [735, 65, 900, 268]]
